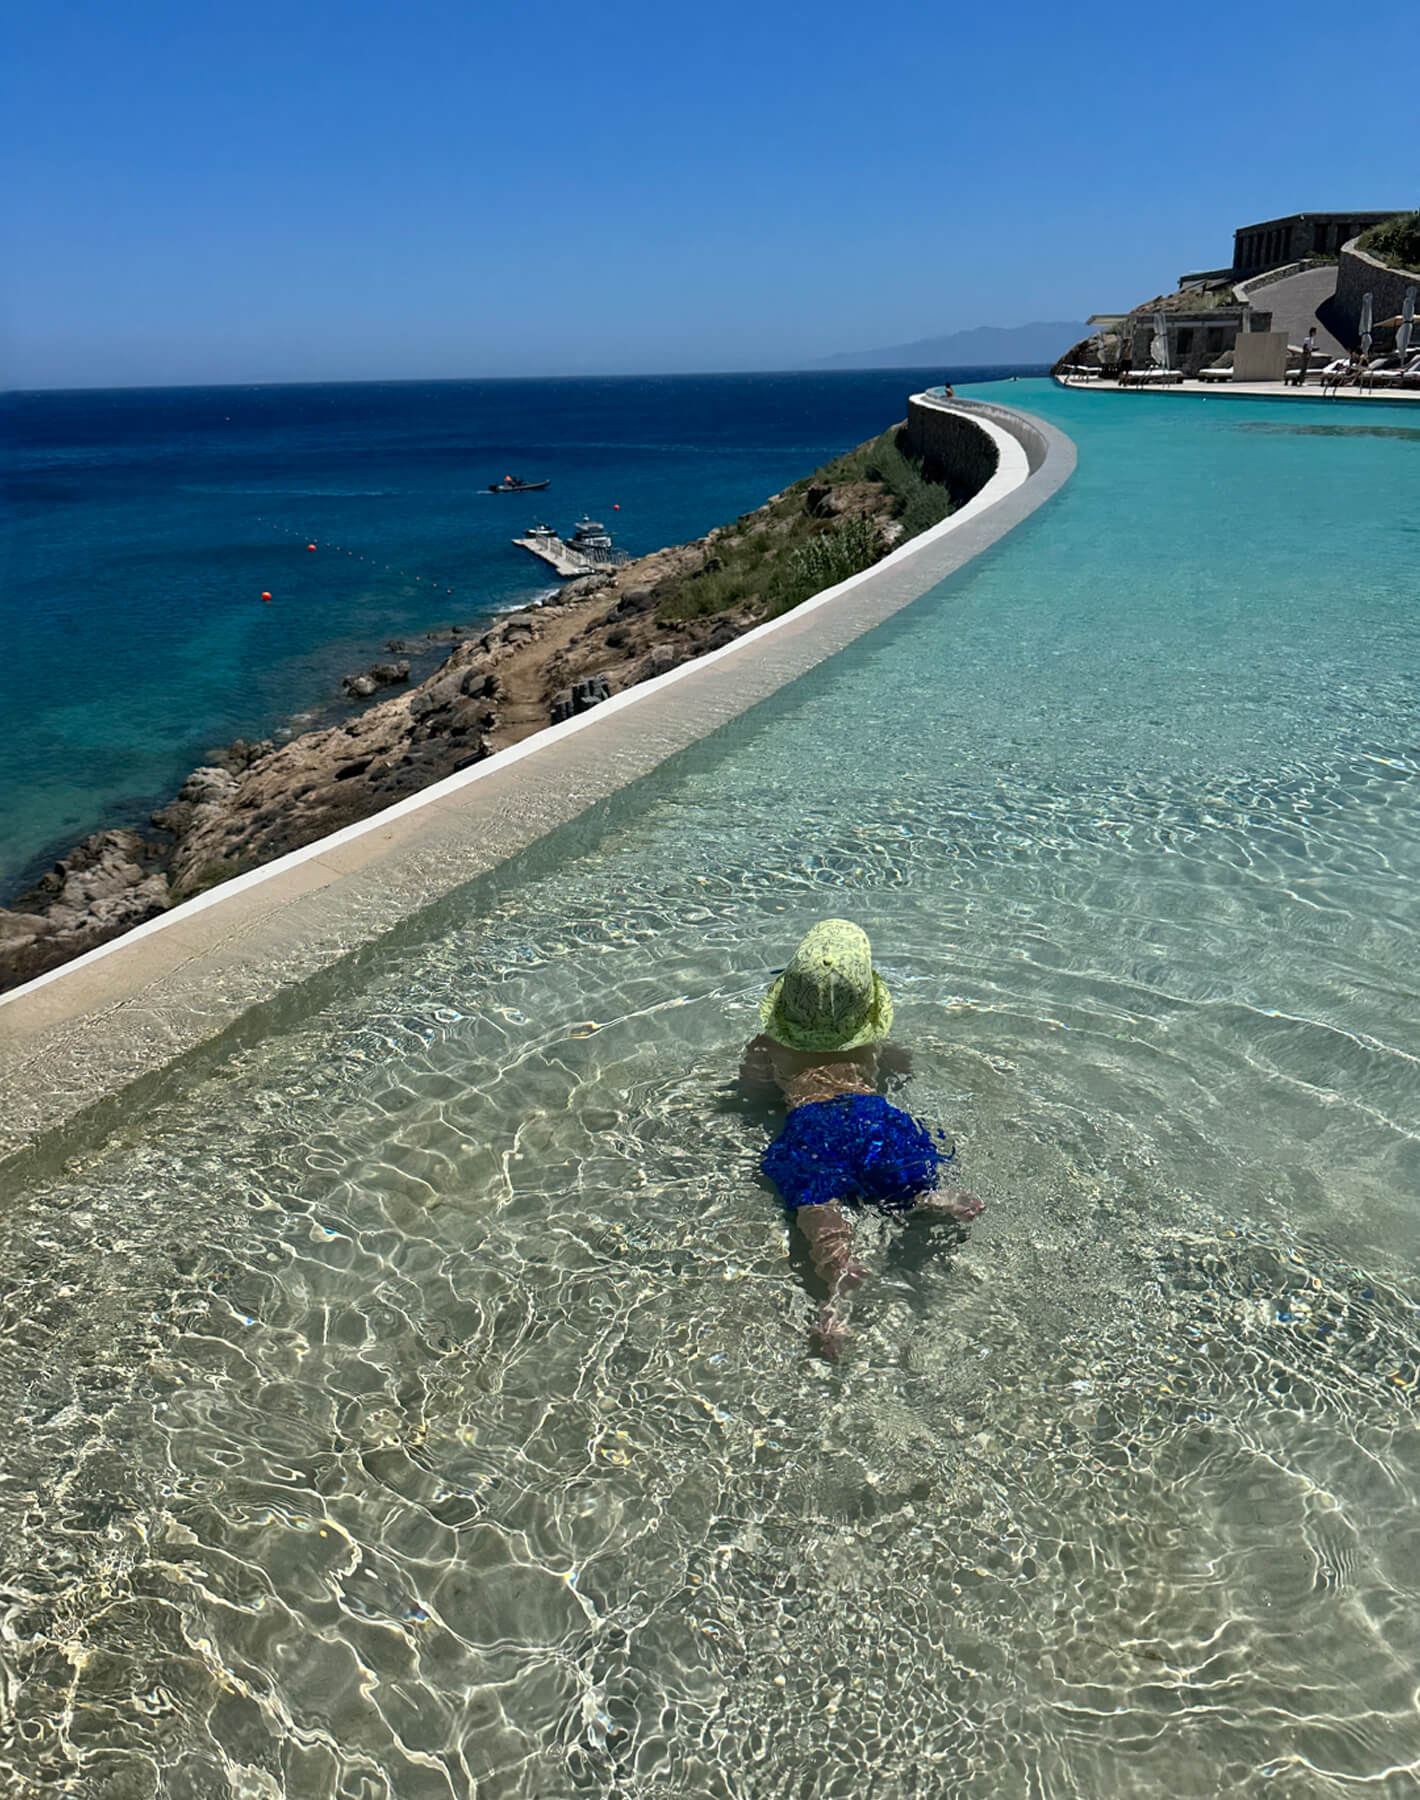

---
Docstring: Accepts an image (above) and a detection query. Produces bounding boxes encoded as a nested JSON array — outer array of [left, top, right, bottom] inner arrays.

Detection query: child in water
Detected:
[[741, 919, 983, 1357]]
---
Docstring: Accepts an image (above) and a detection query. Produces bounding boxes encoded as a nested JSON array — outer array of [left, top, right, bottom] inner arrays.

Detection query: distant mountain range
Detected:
[[816, 321, 1087, 370]]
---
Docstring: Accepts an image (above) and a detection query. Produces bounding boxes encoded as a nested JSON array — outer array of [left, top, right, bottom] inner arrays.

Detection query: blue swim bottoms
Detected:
[[762, 1094, 951, 1214]]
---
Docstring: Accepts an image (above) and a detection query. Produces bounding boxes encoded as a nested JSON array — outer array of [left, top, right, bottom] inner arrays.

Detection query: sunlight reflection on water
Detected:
[[3, 383, 1419, 1798]]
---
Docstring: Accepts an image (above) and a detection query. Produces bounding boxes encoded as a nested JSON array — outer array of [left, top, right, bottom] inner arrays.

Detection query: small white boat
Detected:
[[569, 518, 614, 554]]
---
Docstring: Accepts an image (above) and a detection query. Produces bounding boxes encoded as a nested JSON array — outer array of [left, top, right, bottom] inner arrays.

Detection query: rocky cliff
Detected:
[[2, 431, 944, 992]]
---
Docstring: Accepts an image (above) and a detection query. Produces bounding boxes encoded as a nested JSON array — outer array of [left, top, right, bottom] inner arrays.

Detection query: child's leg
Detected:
[[795, 1201, 864, 1289], [795, 1202, 864, 1358]]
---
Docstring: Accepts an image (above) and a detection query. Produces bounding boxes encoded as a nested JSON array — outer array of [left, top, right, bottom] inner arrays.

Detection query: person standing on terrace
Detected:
[[739, 920, 983, 1358], [1293, 326, 1317, 387]]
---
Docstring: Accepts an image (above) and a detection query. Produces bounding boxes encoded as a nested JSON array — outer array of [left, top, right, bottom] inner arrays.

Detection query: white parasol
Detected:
[[1398, 285, 1417, 362], [1150, 310, 1169, 369], [1359, 291, 1373, 358]]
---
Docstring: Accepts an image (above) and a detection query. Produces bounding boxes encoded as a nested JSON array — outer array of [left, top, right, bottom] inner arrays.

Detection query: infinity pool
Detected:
[[4, 381, 1419, 1798]]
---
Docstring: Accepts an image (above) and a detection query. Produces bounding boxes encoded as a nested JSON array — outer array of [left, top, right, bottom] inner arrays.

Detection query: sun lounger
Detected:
[[1129, 368, 1185, 385], [1357, 355, 1403, 390], [1320, 358, 1356, 394], [1367, 354, 1415, 388], [1198, 365, 1232, 382]]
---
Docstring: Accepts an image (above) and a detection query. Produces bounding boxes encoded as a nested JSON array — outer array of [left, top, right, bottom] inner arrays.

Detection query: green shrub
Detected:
[[655, 426, 952, 623], [848, 427, 955, 534], [658, 563, 759, 619], [1356, 212, 1420, 273], [765, 516, 880, 617]]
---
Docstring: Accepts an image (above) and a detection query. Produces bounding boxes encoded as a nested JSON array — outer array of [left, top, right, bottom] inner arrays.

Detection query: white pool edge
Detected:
[[0, 397, 1073, 1163], [2, 410, 1030, 1011]]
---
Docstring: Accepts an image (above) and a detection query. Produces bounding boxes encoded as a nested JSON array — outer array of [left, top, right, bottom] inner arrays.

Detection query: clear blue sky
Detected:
[[7, 0, 1411, 388]]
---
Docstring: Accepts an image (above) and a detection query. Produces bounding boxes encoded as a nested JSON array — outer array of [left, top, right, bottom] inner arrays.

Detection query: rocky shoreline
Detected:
[[0, 434, 938, 994]]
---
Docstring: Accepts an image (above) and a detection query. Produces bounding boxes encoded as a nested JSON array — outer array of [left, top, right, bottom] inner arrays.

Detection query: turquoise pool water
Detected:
[[5, 381, 1419, 1797]]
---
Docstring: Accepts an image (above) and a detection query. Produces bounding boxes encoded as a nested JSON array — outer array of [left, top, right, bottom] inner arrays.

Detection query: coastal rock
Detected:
[[408, 671, 466, 723], [207, 738, 275, 774], [805, 479, 882, 520], [561, 573, 614, 601], [182, 766, 241, 807], [614, 585, 657, 617], [157, 642, 503, 898], [0, 831, 170, 990], [0, 913, 57, 990], [342, 659, 409, 698], [20, 829, 163, 910], [550, 675, 612, 725], [152, 764, 240, 837], [635, 644, 683, 683], [451, 737, 495, 773], [0, 909, 56, 964]]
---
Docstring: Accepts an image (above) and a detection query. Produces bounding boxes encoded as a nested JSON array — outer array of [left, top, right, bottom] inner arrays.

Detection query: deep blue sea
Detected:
[[1, 367, 1039, 895]]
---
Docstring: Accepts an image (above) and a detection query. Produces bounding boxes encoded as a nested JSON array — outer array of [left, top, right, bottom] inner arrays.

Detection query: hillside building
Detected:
[[1231, 212, 1399, 275], [1077, 207, 1415, 378]]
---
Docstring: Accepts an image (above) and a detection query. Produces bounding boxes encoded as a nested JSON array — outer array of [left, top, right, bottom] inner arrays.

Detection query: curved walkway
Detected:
[[1235, 263, 1345, 355], [0, 398, 1077, 1165]]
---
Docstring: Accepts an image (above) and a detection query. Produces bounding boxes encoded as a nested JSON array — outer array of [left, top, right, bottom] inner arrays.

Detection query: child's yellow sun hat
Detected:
[[760, 919, 893, 1052]]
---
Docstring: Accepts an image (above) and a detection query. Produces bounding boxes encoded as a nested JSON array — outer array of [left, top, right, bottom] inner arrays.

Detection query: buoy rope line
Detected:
[[248, 502, 624, 604], [251, 514, 460, 604]]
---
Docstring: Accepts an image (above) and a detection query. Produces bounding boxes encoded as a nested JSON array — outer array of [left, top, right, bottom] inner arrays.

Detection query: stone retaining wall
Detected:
[[904, 394, 1000, 499], [1234, 259, 1330, 298], [1333, 241, 1420, 346]]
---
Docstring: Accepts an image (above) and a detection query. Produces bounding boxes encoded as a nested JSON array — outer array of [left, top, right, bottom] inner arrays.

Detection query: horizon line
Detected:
[[4, 359, 1056, 399]]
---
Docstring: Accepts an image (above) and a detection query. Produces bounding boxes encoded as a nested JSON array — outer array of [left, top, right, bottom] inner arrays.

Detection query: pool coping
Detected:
[[1054, 374, 1420, 406], [0, 396, 1077, 1167]]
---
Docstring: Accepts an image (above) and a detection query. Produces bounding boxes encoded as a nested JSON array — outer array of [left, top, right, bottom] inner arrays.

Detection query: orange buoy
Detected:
[[261, 591, 272, 602], [307, 542, 317, 551]]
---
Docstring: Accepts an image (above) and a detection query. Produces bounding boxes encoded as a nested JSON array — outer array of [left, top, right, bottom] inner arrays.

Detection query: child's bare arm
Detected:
[[738, 1033, 779, 1094], [875, 1041, 914, 1082], [913, 1186, 985, 1222]]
